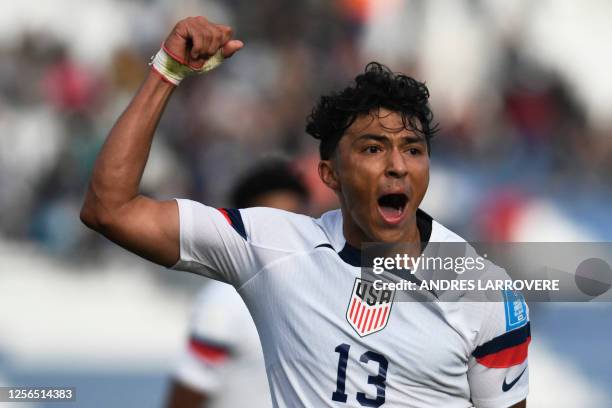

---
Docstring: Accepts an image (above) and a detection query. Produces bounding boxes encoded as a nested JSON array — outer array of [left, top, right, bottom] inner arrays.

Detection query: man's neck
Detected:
[[342, 212, 421, 250]]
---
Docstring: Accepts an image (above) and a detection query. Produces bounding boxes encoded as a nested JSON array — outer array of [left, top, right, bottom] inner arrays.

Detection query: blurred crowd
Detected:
[[0, 0, 610, 261]]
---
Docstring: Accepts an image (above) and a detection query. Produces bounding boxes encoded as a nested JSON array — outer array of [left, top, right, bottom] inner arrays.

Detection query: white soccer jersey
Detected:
[[172, 200, 530, 408], [174, 281, 271, 408]]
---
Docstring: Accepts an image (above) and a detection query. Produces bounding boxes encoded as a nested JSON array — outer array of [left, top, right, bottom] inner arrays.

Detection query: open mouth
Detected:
[[377, 193, 408, 225]]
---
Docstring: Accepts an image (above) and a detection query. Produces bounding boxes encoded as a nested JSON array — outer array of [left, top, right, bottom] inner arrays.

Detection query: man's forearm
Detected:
[[81, 71, 174, 225]]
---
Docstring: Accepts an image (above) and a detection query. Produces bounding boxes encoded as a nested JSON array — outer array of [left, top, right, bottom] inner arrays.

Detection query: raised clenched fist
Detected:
[[163, 16, 243, 70]]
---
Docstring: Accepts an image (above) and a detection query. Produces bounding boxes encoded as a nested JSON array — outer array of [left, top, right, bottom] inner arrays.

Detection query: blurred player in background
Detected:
[[166, 160, 309, 408], [81, 15, 529, 407]]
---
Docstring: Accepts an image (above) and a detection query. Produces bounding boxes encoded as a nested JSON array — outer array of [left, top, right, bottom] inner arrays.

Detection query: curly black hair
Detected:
[[306, 62, 438, 160]]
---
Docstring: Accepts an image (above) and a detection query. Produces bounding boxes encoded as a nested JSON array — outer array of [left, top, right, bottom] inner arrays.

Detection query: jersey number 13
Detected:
[[332, 343, 389, 407]]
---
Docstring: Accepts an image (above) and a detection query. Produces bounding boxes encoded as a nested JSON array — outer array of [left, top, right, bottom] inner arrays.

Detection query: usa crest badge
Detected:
[[346, 278, 395, 337]]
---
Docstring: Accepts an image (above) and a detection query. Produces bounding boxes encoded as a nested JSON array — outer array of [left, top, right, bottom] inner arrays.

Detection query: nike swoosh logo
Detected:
[[502, 367, 527, 392]]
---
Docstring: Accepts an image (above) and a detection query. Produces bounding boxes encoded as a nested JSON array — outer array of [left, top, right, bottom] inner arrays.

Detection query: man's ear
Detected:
[[318, 160, 340, 191]]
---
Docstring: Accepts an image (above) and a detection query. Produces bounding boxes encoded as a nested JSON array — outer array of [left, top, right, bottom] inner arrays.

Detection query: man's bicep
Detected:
[[103, 196, 180, 267], [509, 399, 526, 408], [118, 200, 300, 284]]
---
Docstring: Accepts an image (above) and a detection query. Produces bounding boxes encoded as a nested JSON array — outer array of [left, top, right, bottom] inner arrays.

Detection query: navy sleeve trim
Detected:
[[472, 322, 531, 358], [218, 208, 247, 240]]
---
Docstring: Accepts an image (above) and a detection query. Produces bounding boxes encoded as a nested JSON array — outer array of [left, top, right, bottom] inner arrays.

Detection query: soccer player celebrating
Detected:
[[81, 16, 530, 408]]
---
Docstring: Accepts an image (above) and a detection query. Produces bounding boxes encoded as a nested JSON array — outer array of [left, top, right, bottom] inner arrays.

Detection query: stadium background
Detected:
[[0, 0, 611, 406]]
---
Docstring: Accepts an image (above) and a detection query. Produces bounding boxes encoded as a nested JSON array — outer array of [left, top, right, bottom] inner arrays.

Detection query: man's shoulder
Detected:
[[238, 207, 338, 251]]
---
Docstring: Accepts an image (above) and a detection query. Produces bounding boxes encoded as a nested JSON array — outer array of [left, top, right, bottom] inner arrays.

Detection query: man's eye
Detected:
[[408, 147, 421, 155], [364, 146, 382, 154]]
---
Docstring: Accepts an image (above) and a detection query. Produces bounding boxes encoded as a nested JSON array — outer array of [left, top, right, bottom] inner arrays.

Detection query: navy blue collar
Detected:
[[338, 243, 361, 267], [331, 209, 434, 268]]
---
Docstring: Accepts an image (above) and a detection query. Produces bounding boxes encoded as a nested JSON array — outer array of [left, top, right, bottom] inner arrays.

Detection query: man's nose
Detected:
[[385, 148, 408, 179]]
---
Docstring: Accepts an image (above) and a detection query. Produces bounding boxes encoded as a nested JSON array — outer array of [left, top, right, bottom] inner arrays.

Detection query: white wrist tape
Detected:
[[149, 46, 224, 85]]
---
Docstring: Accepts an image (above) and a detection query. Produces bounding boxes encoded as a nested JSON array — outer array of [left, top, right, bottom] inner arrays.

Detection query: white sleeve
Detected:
[[173, 283, 244, 394], [468, 290, 531, 408], [170, 199, 253, 285], [170, 199, 324, 287]]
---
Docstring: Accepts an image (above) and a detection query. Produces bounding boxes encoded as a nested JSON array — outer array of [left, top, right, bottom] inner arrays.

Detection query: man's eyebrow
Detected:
[[354, 134, 389, 143], [399, 135, 426, 144], [354, 133, 425, 144]]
